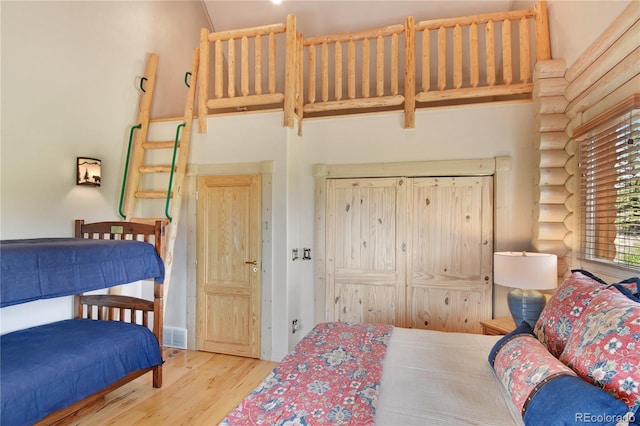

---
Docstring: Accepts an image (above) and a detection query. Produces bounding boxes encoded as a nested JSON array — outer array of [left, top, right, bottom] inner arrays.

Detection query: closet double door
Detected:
[[326, 176, 493, 333]]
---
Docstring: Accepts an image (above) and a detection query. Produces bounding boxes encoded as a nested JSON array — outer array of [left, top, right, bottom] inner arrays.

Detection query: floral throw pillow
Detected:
[[559, 287, 640, 415], [493, 333, 577, 413], [534, 270, 610, 357]]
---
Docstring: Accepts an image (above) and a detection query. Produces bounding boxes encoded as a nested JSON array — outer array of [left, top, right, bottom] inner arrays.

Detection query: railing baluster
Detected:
[[335, 41, 342, 101], [376, 35, 384, 97], [348, 40, 356, 100], [269, 32, 276, 94], [255, 35, 262, 95], [308, 45, 316, 103], [228, 38, 236, 97], [486, 20, 496, 86], [241, 35, 249, 96], [470, 23, 479, 88], [502, 19, 512, 85], [215, 40, 223, 99], [519, 17, 531, 83], [437, 26, 446, 90], [453, 24, 462, 89], [362, 38, 370, 98], [322, 42, 329, 102], [391, 33, 398, 95], [422, 29, 430, 92]]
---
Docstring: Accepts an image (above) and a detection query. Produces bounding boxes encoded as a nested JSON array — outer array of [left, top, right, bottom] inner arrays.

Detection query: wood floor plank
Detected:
[[72, 349, 277, 425]]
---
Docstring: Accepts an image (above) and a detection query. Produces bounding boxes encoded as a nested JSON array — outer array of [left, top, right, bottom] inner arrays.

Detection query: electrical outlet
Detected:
[[292, 319, 299, 333]]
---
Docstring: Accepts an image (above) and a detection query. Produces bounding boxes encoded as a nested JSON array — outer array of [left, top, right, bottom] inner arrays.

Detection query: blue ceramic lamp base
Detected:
[[507, 288, 547, 327]]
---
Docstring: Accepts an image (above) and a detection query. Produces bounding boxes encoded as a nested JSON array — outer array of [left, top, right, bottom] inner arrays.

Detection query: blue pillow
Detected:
[[488, 321, 534, 367], [524, 375, 632, 426]]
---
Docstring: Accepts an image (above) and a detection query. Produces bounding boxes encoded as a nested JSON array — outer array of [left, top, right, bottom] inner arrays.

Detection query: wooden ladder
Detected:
[[118, 49, 200, 309]]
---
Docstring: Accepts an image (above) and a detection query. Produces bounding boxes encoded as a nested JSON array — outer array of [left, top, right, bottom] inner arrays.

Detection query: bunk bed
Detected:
[[0, 220, 166, 426]]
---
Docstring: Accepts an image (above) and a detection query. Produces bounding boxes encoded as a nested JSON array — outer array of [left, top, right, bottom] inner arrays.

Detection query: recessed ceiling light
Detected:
[[272, 0, 282, 4]]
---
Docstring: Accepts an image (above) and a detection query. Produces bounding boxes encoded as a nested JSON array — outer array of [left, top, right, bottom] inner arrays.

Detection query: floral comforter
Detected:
[[222, 322, 393, 425]]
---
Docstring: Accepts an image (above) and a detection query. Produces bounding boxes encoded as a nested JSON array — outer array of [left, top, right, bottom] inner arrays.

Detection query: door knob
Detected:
[[245, 260, 257, 265]]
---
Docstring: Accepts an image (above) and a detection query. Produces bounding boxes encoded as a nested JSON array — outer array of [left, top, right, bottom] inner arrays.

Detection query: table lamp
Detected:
[[493, 252, 558, 327]]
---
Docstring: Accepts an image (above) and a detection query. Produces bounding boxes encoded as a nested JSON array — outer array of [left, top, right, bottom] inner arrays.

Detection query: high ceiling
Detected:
[[202, 1, 534, 38]]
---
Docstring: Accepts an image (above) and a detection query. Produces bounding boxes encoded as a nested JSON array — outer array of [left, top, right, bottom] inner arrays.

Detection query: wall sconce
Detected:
[[77, 157, 101, 187]]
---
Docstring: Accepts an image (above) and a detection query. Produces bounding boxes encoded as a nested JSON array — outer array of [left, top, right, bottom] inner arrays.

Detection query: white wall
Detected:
[[0, 1, 210, 333], [546, 0, 631, 68]]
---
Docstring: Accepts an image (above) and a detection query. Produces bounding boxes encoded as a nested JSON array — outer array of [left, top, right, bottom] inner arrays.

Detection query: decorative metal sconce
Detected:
[[77, 157, 101, 187]]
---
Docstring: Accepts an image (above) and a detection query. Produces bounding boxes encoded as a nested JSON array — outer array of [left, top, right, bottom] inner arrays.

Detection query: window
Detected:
[[576, 94, 639, 270]]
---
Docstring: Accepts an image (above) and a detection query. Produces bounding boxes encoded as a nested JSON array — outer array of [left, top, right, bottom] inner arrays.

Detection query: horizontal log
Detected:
[[566, 47, 640, 118], [565, 21, 640, 101], [533, 77, 566, 98], [539, 149, 568, 168], [533, 59, 566, 79], [564, 174, 577, 194], [564, 194, 575, 213], [564, 155, 577, 176], [208, 23, 286, 42], [536, 113, 569, 132], [416, 9, 533, 30], [537, 204, 570, 222], [207, 93, 285, 109], [572, 93, 640, 138], [534, 95, 568, 114], [416, 83, 533, 102], [563, 212, 574, 230], [531, 239, 570, 256], [304, 24, 405, 45], [539, 185, 570, 204], [537, 222, 569, 241], [539, 168, 569, 186], [537, 132, 568, 150], [303, 95, 404, 113]]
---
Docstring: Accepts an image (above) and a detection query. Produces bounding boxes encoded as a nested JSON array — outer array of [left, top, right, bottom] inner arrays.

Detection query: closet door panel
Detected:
[[326, 177, 406, 325], [407, 176, 493, 333]]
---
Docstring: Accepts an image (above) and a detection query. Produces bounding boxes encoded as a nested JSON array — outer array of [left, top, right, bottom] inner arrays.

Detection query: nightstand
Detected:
[[480, 317, 516, 336]]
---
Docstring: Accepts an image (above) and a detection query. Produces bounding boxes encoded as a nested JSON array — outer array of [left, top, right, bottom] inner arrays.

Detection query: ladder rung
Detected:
[[135, 191, 173, 199], [131, 217, 170, 226], [139, 165, 176, 174], [142, 141, 180, 149]]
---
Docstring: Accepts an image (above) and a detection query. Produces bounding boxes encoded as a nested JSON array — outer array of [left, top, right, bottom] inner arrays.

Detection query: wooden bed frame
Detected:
[[34, 219, 165, 426]]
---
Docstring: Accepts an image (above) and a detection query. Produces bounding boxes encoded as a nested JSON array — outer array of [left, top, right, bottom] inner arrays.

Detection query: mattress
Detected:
[[0, 237, 165, 307], [376, 327, 523, 425], [0, 319, 163, 425]]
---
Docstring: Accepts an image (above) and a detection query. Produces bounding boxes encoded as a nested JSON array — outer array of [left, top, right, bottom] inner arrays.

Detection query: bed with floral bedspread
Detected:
[[222, 322, 392, 425]]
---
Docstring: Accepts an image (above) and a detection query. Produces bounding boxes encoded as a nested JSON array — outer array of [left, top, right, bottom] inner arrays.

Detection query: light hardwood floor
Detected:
[[72, 348, 277, 425]]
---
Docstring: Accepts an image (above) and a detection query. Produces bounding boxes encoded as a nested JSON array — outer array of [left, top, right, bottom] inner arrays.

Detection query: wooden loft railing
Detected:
[[196, 1, 550, 132], [197, 15, 297, 133]]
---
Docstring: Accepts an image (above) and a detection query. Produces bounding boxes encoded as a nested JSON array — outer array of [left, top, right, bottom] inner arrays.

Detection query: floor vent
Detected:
[[163, 327, 187, 349]]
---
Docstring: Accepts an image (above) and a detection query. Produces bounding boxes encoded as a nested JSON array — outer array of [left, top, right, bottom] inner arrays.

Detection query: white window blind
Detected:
[[576, 96, 639, 270]]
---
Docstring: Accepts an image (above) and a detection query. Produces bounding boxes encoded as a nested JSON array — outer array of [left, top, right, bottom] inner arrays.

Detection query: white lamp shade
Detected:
[[494, 252, 558, 290]]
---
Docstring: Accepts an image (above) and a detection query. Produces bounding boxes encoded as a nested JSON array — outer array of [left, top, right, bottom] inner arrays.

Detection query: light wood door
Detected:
[[407, 176, 493, 333], [197, 175, 261, 358], [326, 178, 407, 325]]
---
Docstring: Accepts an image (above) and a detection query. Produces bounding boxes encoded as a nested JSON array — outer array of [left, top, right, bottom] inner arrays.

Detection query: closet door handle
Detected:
[[245, 260, 257, 265]]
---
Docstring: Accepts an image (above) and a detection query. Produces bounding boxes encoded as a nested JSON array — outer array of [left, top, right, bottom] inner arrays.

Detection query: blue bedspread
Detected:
[[0, 238, 164, 307], [0, 319, 163, 425]]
